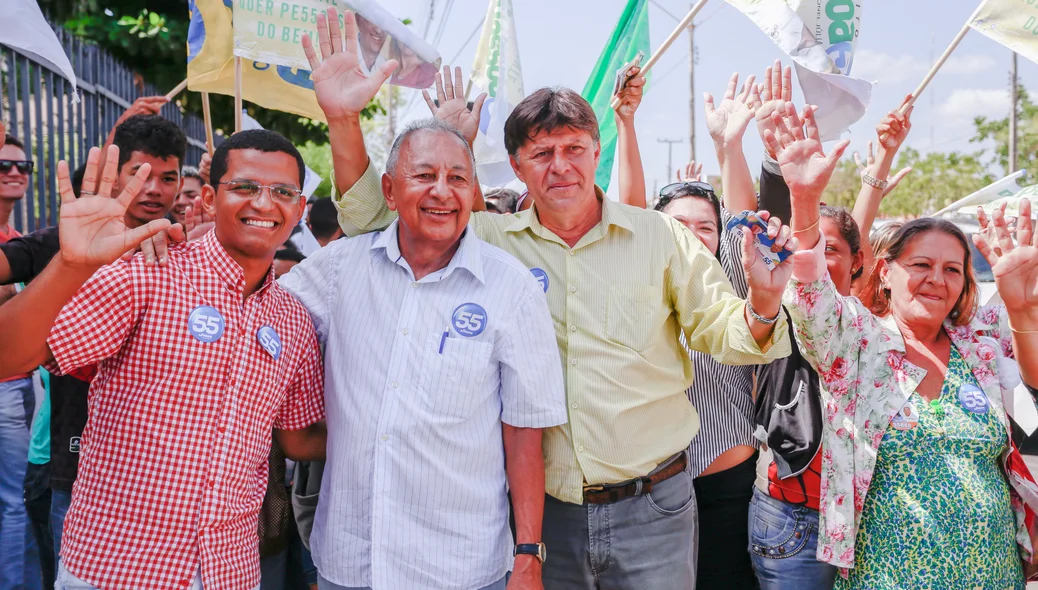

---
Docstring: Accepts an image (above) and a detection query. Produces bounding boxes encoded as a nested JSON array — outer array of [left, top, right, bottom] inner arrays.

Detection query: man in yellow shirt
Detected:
[[302, 9, 794, 589]]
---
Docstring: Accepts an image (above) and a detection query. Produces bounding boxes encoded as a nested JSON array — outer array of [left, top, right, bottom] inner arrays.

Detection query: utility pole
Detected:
[[1010, 52, 1019, 173], [659, 138, 682, 181], [688, 9, 696, 162]]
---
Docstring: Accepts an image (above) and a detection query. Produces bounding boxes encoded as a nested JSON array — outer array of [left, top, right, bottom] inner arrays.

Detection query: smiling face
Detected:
[[0, 144, 29, 201], [662, 196, 720, 255], [356, 15, 386, 64], [171, 176, 203, 225], [119, 151, 181, 227], [510, 127, 600, 213], [820, 217, 864, 297], [204, 149, 305, 264], [881, 230, 967, 330], [381, 129, 475, 253]]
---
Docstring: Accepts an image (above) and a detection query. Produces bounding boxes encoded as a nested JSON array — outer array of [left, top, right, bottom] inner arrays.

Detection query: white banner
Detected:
[[3, 0, 78, 98], [932, 169, 1026, 217], [469, 0, 525, 186], [726, 0, 872, 141]]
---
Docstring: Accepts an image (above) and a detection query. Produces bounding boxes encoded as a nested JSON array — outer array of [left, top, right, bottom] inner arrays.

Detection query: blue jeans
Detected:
[[51, 488, 72, 564], [0, 377, 41, 589], [542, 466, 698, 589], [748, 488, 837, 590]]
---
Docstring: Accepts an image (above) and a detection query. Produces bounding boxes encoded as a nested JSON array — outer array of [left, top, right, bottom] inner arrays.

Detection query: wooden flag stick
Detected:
[[201, 92, 215, 157], [164, 78, 188, 101], [878, 3, 983, 141], [234, 56, 243, 134], [610, 0, 709, 109]]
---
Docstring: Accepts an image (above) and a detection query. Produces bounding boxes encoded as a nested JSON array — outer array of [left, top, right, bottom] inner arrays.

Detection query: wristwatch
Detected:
[[514, 543, 547, 564]]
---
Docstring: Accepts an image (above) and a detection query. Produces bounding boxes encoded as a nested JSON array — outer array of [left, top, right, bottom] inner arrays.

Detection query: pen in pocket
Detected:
[[438, 326, 449, 355]]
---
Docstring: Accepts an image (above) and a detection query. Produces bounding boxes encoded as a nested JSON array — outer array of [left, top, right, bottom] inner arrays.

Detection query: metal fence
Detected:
[[1, 27, 208, 233]]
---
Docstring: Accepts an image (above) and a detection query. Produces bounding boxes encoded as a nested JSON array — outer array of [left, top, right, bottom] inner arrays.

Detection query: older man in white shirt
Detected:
[[279, 117, 567, 590]]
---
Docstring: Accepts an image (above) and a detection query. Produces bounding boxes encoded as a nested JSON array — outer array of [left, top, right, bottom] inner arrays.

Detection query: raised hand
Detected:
[[422, 66, 487, 146], [57, 146, 171, 269], [751, 61, 793, 159], [854, 140, 911, 198], [973, 199, 1038, 322], [704, 72, 756, 151], [677, 161, 703, 183], [613, 66, 646, 122], [761, 103, 850, 206], [302, 8, 398, 121]]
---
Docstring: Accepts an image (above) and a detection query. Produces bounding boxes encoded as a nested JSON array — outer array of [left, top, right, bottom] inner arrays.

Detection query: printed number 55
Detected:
[[192, 315, 221, 335], [455, 311, 484, 332]]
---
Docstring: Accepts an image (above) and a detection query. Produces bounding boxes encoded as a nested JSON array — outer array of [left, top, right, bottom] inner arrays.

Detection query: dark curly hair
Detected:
[[112, 114, 187, 171]]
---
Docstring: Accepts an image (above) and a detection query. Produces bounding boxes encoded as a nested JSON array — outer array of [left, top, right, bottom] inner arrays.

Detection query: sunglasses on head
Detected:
[[659, 181, 717, 199], [0, 160, 33, 175]]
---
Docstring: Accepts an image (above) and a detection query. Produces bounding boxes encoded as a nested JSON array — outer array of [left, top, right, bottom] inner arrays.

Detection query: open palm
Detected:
[[705, 73, 755, 149], [57, 147, 169, 268], [974, 200, 1038, 314], [423, 66, 487, 145], [303, 8, 397, 121], [763, 104, 849, 205]]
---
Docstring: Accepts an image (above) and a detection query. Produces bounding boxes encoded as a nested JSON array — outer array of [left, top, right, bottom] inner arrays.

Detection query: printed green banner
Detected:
[[233, 0, 441, 88], [581, 0, 650, 192], [970, 0, 1038, 65]]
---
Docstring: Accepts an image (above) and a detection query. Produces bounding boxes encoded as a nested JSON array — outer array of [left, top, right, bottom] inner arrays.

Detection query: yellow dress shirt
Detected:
[[335, 162, 790, 504]]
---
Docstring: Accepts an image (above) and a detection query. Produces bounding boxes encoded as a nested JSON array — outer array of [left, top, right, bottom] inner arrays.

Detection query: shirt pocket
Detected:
[[606, 285, 658, 352], [418, 332, 494, 421]]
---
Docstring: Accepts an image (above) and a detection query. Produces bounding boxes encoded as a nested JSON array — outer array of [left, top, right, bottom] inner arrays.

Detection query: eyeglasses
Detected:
[[0, 160, 33, 175], [218, 181, 302, 204], [659, 181, 717, 199]]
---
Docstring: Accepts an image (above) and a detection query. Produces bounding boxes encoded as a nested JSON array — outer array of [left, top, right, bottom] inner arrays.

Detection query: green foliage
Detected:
[[296, 141, 334, 197], [973, 86, 1038, 180]]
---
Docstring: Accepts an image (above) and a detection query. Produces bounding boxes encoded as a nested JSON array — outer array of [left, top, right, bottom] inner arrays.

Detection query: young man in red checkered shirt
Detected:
[[0, 130, 327, 590]]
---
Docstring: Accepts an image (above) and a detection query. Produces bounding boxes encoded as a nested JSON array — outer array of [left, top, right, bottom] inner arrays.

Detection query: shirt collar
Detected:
[[370, 219, 485, 284], [202, 229, 276, 294], [505, 185, 635, 240]]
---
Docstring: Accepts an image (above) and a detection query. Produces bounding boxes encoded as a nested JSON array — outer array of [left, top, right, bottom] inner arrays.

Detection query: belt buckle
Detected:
[[583, 485, 605, 494]]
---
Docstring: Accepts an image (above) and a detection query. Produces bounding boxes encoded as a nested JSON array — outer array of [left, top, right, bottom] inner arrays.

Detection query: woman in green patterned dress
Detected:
[[765, 103, 1038, 589]]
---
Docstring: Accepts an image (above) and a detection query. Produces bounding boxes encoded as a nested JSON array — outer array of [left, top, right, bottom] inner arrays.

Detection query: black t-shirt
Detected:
[[1, 225, 88, 491]]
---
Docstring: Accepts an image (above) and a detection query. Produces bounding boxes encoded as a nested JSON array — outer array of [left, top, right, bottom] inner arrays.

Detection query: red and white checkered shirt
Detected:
[[47, 230, 325, 590]]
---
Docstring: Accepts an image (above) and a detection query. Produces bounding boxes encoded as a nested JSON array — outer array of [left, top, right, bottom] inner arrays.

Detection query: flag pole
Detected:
[[878, 3, 984, 141], [234, 56, 243, 133], [610, 0, 708, 109], [164, 79, 188, 101], [201, 92, 215, 157]]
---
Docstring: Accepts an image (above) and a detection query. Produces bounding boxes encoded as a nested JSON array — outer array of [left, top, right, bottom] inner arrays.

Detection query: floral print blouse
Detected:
[[782, 237, 1038, 569]]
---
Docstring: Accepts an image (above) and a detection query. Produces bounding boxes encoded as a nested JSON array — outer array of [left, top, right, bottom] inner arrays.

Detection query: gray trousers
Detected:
[[542, 468, 698, 589]]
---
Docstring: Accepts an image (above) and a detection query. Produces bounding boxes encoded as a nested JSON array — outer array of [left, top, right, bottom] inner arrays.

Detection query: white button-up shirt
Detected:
[[279, 221, 567, 590]]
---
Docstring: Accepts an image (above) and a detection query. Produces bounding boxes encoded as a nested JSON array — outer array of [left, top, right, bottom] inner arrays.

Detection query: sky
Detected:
[[377, 0, 1036, 200]]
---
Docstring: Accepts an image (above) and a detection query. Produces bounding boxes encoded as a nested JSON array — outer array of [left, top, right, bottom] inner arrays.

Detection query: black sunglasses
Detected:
[[0, 160, 33, 175], [660, 181, 716, 198]]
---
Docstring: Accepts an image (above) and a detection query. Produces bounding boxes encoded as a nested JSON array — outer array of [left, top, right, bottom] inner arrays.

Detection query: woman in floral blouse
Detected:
[[763, 104, 1038, 589]]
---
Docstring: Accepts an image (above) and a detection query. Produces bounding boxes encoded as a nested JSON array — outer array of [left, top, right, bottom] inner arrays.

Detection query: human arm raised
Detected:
[[705, 72, 756, 212], [973, 199, 1038, 388], [613, 66, 647, 208], [0, 146, 169, 377]]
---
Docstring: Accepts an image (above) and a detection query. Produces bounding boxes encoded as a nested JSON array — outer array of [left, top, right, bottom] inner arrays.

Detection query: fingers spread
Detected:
[[316, 11, 333, 60], [1018, 198, 1033, 248], [97, 145, 121, 199], [80, 147, 102, 197], [57, 160, 76, 205], [115, 163, 152, 210], [342, 10, 359, 57], [725, 72, 739, 100]]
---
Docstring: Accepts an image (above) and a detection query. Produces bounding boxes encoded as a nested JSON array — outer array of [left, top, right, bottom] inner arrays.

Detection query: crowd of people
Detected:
[[0, 6, 1037, 590]]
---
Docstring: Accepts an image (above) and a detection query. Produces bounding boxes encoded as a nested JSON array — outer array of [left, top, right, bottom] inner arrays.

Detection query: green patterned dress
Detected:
[[836, 347, 1024, 590]]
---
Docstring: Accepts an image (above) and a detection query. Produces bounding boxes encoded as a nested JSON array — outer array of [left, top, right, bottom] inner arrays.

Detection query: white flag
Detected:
[[470, 0, 525, 186], [2, 0, 78, 98], [932, 169, 1026, 217], [726, 0, 872, 141]]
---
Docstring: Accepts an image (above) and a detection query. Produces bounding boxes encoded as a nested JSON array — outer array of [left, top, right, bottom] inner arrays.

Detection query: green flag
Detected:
[[581, 0, 650, 192]]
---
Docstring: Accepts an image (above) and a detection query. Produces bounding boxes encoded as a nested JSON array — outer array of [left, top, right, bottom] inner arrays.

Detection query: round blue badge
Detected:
[[452, 303, 488, 337], [257, 326, 282, 360], [958, 383, 990, 414], [530, 268, 549, 293], [187, 306, 225, 343]]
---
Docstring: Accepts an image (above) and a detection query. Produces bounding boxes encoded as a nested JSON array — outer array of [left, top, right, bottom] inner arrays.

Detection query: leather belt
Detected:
[[582, 452, 688, 505]]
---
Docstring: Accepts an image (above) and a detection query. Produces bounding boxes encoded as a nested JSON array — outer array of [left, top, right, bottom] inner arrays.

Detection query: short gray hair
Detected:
[[385, 118, 476, 176]]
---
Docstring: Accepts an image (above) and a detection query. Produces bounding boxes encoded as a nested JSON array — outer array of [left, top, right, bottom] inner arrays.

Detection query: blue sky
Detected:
[[381, 0, 1036, 199]]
